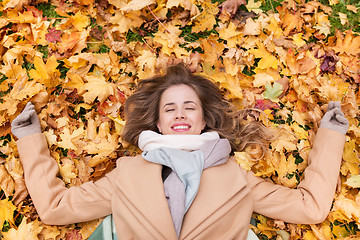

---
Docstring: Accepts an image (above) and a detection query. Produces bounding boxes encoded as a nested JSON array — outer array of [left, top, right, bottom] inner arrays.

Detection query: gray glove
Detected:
[[11, 102, 41, 139], [319, 101, 349, 135]]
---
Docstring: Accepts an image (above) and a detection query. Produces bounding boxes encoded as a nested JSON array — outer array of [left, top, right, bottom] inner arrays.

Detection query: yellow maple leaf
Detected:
[[57, 126, 86, 151], [109, 11, 134, 33], [0, 199, 16, 225], [333, 30, 360, 56], [38, 223, 61, 240], [3, 216, 41, 240], [192, 1, 218, 33], [266, 16, 283, 39], [303, 231, 316, 240], [274, 153, 299, 188], [121, 0, 155, 11], [0, 165, 15, 198], [218, 21, 241, 40], [71, 11, 90, 31], [82, 74, 117, 104], [246, 0, 262, 14], [291, 123, 308, 139], [84, 122, 119, 167], [341, 139, 360, 176], [59, 158, 77, 184], [31, 20, 50, 45], [65, 73, 85, 90], [242, 18, 261, 36], [9, 75, 44, 101], [234, 152, 256, 171], [28, 55, 60, 88], [333, 195, 360, 222], [200, 35, 226, 67], [249, 40, 278, 70]]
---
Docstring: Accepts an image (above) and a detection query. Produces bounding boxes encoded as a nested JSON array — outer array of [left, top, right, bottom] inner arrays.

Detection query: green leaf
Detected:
[[263, 82, 283, 102]]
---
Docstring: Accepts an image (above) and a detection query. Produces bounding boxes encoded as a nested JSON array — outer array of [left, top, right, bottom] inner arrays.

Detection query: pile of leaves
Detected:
[[0, 0, 359, 239]]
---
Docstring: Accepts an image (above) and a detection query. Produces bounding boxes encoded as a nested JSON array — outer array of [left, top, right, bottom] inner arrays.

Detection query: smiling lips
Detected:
[[171, 123, 191, 132]]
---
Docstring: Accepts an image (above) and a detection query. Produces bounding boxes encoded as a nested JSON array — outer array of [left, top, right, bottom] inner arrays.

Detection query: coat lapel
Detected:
[[116, 155, 177, 240], [180, 157, 250, 238]]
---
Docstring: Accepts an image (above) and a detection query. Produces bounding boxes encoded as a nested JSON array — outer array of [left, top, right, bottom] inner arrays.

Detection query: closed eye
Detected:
[[165, 109, 175, 112]]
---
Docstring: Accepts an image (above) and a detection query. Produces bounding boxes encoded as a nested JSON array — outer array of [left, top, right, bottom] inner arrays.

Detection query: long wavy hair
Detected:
[[122, 64, 272, 152]]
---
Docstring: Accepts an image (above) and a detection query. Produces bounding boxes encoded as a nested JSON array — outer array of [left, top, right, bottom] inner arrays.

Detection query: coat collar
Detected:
[[116, 155, 248, 239]]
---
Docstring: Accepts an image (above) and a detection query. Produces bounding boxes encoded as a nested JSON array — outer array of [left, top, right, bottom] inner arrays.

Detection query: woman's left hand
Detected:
[[319, 101, 349, 135]]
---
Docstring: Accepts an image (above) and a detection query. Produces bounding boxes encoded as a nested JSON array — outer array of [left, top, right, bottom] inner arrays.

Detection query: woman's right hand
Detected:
[[11, 102, 41, 139]]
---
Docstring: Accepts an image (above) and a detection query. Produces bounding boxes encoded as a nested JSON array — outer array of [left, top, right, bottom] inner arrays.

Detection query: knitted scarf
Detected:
[[138, 130, 231, 237]]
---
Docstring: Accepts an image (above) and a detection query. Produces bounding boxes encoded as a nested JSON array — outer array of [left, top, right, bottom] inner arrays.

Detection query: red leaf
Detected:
[[46, 29, 63, 43], [254, 99, 280, 111]]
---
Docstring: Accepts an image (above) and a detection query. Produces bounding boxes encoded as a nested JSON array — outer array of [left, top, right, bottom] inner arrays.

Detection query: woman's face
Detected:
[[157, 84, 206, 135]]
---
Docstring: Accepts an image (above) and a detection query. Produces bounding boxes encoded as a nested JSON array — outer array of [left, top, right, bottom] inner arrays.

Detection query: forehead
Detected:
[[160, 84, 200, 104]]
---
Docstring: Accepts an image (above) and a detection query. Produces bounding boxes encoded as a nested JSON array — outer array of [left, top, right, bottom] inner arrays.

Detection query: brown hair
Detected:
[[122, 64, 272, 152]]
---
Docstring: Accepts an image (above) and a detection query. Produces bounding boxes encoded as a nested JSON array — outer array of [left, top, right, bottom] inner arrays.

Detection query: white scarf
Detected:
[[138, 130, 231, 237], [138, 130, 220, 151]]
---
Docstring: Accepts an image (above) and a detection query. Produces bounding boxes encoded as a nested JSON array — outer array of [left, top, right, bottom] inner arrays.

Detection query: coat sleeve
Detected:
[[16, 133, 119, 225], [246, 128, 345, 224]]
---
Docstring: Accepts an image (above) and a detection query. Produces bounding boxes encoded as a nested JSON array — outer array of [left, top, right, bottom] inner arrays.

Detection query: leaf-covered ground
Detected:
[[0, 0, 359, 239]]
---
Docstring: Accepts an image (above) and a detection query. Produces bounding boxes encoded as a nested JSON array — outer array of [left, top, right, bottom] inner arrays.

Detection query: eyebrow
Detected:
[[162, 101, 197, 108]]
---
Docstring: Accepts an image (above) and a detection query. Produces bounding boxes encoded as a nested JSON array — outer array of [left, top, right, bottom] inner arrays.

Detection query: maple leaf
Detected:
[[28, 55, 61, 88], [249, 40, 279, 70], [82, 74, 117, 104], [46, 28, 62, 43], [121, 0, 155, 11], [246, 0, 262, 14], [59, 158, 77, 184], [192, 1, 218, 33], [345, 175, 360, 188], [280, 7, 303, 36], [0, 165, 15, 198], [0, 199, 16, 225], [341, 140, 360, 176], [2, 216, 41, 239], [254, 99, 280, 111], [263, 82, 283, 102], [71, 11, 90, 31]]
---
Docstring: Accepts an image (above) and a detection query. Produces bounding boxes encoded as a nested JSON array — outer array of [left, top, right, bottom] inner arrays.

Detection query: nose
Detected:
[[175, 109, 186, 119]]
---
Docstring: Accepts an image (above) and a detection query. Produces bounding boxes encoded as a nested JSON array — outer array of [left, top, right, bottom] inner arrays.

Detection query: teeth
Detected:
[[173, 125, 189, 130]]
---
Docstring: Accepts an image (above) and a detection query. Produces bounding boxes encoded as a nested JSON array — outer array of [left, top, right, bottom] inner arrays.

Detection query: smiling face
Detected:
[[157, 84, 206, 135]]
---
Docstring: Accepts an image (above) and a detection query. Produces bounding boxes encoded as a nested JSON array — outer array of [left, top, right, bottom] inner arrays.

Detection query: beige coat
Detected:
[[17, 128, 345, 239]]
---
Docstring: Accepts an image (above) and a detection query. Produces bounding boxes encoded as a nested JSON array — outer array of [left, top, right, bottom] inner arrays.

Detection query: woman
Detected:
[[11, 64, 348, 239]]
